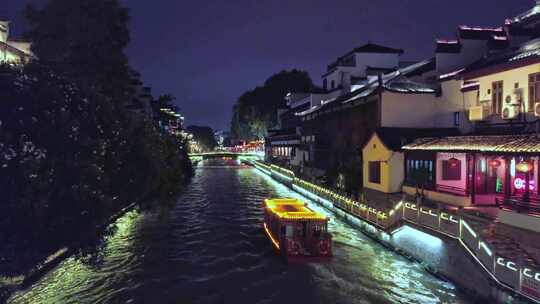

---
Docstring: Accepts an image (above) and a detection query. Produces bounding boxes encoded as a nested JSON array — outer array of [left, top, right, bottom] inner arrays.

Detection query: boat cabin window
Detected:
[[286, 225, 294, 237]]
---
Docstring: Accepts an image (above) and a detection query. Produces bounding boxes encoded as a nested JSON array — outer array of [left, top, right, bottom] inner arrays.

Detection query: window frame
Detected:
[[368, 161, 381, 184], [405, 154, 436, 189], [529, 72, 540, 112], [491, 81, 503, 115], [441, 159, 462, 181]]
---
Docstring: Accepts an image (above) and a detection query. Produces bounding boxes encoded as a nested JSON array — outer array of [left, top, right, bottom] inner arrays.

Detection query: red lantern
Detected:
[[516, 162, 533, 173], [489, 159, 501, 168]]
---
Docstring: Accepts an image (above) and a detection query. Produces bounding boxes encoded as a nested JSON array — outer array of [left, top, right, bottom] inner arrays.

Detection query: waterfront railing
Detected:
[[250, 160, 540, 303]]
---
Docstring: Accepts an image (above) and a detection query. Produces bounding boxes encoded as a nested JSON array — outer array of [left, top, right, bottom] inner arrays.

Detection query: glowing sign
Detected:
[[516, 162, 533, 173], [514, 178, 535, 191], [489, 159, 501, 168]]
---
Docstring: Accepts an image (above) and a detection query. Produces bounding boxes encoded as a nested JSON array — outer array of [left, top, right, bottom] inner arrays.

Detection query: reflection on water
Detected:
[[8, 159, 472, 304]]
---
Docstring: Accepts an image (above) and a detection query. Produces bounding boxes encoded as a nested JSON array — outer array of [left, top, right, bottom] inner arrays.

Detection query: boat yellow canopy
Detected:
[[264, 198, 327, 221]]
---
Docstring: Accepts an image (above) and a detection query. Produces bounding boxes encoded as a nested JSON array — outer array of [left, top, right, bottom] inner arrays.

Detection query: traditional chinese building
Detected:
[[397, 1, 540, 231], [299, 58, 440, 190], [266, 90, 326, 167]]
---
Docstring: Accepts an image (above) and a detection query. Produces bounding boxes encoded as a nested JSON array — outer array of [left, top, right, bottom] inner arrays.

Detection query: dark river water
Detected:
[[8, 160, 473, 304]]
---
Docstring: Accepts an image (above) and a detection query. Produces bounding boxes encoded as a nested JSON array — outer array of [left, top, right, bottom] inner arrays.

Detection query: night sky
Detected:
[[1, 0, 534, 130]]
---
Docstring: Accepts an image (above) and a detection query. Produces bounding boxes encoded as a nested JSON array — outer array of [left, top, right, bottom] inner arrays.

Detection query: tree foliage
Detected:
[[230, 69, 314, 141], [25, 0, 131, 99], [0, 0, 193, 276], [187, 125, 217, 152]]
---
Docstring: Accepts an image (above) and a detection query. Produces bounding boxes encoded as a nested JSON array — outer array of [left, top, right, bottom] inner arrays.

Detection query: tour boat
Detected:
[[263, 198, 332, 261]]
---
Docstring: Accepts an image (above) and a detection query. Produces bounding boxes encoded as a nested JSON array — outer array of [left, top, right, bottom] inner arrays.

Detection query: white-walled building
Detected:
[[434, 36, 540, 135], [322, 43, 403, 93], [0, 20, 34, 64], [435, 26, 509, 75]]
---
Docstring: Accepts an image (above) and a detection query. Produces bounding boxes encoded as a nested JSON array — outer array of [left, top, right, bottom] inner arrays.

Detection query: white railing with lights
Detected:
[[251, 160, 540, 302], [402, 201, 540, 302]]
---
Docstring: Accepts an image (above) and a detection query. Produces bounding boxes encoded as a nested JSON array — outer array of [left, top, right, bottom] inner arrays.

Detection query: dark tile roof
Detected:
[[487, 35, 510, 50], [267, 128, 300, 143], [351, 76, 368, 84], [399, 57, 436, 77], [298, 59, 438, 116], [461, 81, 479, 92], [436, 40, 462, 53], [366, 66, 396, 75], [506, 3, 540, 28], [458, 25, 506, 40], [403, 134, 540, 153], [373, 128, 460, 151], [326, 43, 404, 72], [282, 102, 310, 119], [383, 78, 439, 94], [267, 128, 296, 137], [463, 38, 540, 77], [352, 43, 404, 54]]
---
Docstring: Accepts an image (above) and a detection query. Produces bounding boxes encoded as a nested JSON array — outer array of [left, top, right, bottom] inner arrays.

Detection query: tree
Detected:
[[25, 0, 131, 99], [187, 125, 217, 152], [230, 69, 314, 141]]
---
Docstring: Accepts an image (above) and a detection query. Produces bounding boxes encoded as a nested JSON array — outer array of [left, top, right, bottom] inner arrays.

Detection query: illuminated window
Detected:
[[369, 161, 381, 184], [442, 158, 461, 180]]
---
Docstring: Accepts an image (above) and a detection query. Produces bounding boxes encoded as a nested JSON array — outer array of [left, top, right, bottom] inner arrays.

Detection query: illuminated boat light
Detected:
[[264, 223, 280, 250], [462, 220, 477, 238]]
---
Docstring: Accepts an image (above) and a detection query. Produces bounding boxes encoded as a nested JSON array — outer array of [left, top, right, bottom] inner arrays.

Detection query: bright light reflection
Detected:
[[392, 225, 443, 252]]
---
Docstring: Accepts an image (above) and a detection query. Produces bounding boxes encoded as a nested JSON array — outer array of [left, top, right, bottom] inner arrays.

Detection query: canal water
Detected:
[[8, 160, 473, 304]]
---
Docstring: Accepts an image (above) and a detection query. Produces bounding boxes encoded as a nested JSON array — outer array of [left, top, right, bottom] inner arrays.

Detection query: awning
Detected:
[[403, 134, 540, 153]]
